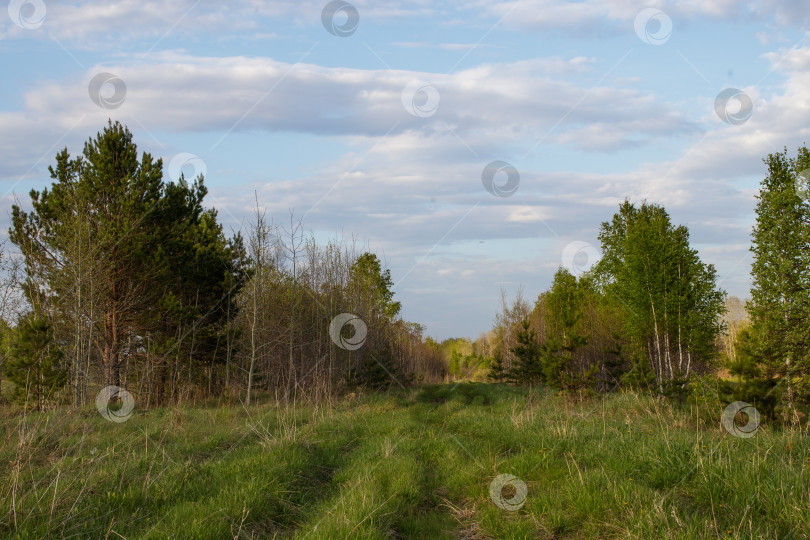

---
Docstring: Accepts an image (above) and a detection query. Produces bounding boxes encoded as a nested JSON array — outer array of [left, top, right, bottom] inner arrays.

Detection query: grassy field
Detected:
[[1, 383, 808, 539]]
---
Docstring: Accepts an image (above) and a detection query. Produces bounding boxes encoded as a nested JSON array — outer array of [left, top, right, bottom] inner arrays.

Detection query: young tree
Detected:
[[487, 355, 506, 382], [543, 268, 590, 390], [492, 288, 531, 379], [2, 314, 66, 408], [243, 201, 272, 406], [508, 320, 544, 385]]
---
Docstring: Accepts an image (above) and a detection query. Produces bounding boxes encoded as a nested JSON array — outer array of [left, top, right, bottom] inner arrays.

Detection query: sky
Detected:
[[1, 0, 809, 340]]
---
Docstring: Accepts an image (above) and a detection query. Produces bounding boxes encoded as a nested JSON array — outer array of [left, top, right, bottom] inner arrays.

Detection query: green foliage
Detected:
[[415, 382, 507, 405], [349, 351, 398, 390], [487, 355, 505, 382], [602, 331, 632, 390], [508, 319, 545, 385], [748, 146, 810, 420], [620, 350, 656, 390], [505, 270, 593, 391], [489, 202, 723, 397], [2, 314, 66, 407], [595, 200, 725, 390], [687, 372, 723, 412], [544, 268, 591, 390], [351, 252, 401, 321], [725, 326, 779, 420], [448, 351, 461, 376], [9, 120, 246, 394], [437, 337, 492, 381]]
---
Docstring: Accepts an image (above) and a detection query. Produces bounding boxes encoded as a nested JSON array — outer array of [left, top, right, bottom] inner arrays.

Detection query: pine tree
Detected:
[[2, 314, 66, 408], [487, 355, 505, 382], [508, 320, 544, 384], [9, 121, 246, 400], [544, 268, 590, 390]]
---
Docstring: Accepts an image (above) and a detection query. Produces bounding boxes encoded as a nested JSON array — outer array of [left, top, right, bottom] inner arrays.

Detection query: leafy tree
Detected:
[[748, 146, 810, 422], [351, 253, 401, 321], [595, 201, 725, 392], [449, 351, 462, 377], [2, 314, 66, 408]]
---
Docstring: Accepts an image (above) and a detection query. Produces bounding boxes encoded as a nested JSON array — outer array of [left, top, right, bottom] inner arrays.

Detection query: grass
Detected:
[[1, 383, 808, 538]]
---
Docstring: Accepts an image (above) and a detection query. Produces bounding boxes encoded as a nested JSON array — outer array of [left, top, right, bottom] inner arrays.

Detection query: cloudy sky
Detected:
[[2, 1, 809, 339]]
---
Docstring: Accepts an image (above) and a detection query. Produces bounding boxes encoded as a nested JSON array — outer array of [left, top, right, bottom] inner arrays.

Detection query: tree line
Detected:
[[4, 122, 810, 426], [487, 200, 725, 395], [0, 121, 444, 409], [485, 145, 810, 427]]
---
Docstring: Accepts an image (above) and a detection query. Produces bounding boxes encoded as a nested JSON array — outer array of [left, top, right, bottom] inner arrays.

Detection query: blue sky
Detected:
[[1, 0, 809, 339]]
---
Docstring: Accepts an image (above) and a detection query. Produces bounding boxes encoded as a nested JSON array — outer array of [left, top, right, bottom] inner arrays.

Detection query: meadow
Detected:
[[1, 383, 808, 539]]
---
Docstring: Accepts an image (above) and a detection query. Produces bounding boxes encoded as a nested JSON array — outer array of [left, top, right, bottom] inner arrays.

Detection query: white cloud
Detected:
[[4, 0, 803, 46], [4, 16, 810, 336], [0, 51, 696, 179], [1, 0, 440, 44], [481, 0, 804, 33]]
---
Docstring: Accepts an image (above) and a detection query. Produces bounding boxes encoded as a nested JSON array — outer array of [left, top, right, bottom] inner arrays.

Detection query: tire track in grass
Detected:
[[406, 384, 509, 539]]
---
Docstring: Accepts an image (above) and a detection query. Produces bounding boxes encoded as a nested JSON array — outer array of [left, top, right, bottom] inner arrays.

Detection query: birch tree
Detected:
[[595, 201, 725, 391], [748, 146, 810, 423]]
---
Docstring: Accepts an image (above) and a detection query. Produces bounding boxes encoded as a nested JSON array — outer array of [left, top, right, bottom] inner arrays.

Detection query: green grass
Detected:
[[1, 383, 808, 538]]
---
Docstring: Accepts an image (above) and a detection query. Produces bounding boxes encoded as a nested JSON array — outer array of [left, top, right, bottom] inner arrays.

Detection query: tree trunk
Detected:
[[650, 299, 664, 393]]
